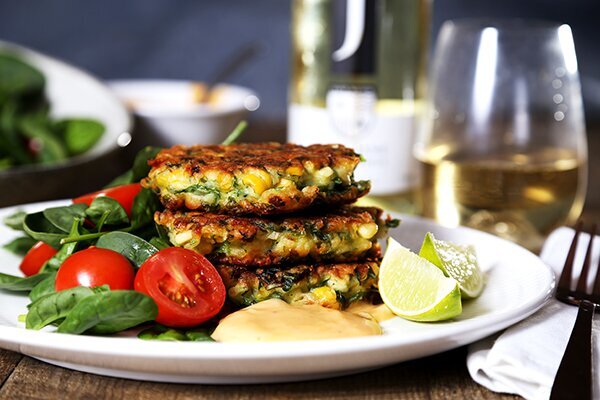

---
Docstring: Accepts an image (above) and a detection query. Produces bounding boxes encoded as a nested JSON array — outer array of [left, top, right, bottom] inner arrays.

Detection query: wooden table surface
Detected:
[[0, 121, 597, 400]]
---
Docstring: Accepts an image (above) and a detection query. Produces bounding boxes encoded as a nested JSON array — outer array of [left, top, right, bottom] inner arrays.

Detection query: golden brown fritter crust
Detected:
[[142, 142, 370, 215], [155, 206, 385, 267], [147, 142, 362, 172], [217, 260, 380, 308]]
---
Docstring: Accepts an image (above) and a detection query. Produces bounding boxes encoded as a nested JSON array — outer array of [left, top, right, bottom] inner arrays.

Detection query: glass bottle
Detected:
[[288, 0, 431, 213]]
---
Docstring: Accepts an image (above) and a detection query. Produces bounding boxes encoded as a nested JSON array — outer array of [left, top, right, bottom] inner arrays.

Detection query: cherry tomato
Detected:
[[73, 183, 142, 217], [134, 247, 226, 328], [55, 247, 135, 291], [20, 241, 57, 276]]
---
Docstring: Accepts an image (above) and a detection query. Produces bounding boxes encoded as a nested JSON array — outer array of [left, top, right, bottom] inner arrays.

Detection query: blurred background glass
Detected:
[[415, 20, 587, 251]]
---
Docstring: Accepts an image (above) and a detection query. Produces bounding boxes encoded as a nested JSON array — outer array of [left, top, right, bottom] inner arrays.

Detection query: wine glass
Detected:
[[415, 19, 587, 251]]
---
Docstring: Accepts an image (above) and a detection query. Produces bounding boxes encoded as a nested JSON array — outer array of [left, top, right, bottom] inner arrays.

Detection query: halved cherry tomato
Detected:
[[134, 247, 226, 328], [55, 247, 135, 291], [73, 183, 142, 217], [20, 241, 57, 276]]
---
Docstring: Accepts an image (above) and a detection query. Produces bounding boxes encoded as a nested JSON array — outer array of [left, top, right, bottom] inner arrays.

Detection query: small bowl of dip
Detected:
[[108, 80, 260, 146]]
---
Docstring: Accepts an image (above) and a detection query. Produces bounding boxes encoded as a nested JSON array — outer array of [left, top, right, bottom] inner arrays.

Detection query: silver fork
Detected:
[[550, 222, 597, 400]]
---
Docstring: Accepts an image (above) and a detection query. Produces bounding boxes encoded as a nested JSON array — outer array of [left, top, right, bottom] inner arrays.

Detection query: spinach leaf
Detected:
[[57, 290, 157, 335], [85, 197, 128, 226], [385, 219, 400, 229], [96, 231, 158, 268], [221, 120, 247, 145], [43, 203, 87, 233], [0, 100, 30, 165], [107, 146, 161, 187], [149, 225, 172, 250], [42, 218, 81, 272], [23, 212, 66, 248], [26, 286, 97, 330], [138, 325, 187, 341], [2, 236, 36, 255], [28, 271, 57, 302], [0, 53, 45, 97], [0, 158, 12, 170], [56, 118, 104, 156], [149, 237, 171, 250], [0, 271, 53, 291], [20, 115, 68, 163], [130, 188, 160, 230], [107, 170, 134, 188], [185, 329, 215, 342], [138, 325, 215, 342], [156, 224, 170, 241], [3, 210, 27, 230]]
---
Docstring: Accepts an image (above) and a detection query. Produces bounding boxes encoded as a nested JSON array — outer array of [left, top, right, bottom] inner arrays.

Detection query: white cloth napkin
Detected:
[[466, 227, 600, 400]]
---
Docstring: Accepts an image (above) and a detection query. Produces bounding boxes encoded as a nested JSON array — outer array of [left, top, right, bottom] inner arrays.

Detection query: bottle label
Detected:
[[288, 96, 418, 195]]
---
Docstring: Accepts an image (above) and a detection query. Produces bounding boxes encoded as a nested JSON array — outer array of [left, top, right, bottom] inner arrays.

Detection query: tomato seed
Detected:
[[194, 273, 206, 292], [158, 278, 196, 308]]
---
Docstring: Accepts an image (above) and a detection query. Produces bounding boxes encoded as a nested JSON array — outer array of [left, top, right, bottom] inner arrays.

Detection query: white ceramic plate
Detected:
[[0, 201, 554, 384]]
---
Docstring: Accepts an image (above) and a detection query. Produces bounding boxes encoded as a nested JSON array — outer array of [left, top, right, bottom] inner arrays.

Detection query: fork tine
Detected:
[[591, 228, 600, 304], [556, 221, 583, 300], [575, 223, 596, 300]]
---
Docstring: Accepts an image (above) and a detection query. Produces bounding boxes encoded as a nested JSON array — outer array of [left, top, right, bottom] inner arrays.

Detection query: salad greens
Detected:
[[0, 146, 165, 335], [29, 272, 57, 302], [0, 122, 248, 337], [96, 232, 159, 268], [26, 285, 105, 330], [138, 324, 215, 342], [0, 271, 53, 291], [3, 236, 36, 256], [107, 146, 161, 188], [57, 290, 157, 335], [0, 52, 105, 169]]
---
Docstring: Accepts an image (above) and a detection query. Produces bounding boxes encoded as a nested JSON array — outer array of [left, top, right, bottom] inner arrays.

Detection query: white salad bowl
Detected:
[[108, 80, 260, 146]]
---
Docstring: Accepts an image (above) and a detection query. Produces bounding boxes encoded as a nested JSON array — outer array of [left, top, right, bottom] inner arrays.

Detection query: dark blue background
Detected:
[[1, 0, 598, 122]]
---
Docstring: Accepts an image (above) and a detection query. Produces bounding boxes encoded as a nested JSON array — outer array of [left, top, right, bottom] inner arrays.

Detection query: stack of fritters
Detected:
[[143, 142, 387, 309]]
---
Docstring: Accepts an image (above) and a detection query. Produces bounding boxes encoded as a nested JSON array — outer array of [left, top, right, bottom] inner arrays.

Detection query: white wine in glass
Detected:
[[415, 20, 587, 251]]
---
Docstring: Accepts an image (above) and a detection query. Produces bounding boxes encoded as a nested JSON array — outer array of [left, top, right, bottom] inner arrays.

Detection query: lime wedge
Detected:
[[419, 232, 484, 299], [378, 238, 462, 322]]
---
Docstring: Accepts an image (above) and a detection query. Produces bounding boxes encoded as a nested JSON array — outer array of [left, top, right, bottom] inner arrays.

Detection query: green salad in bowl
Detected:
[[0, 52, 105, 169], [0, 41, 131, 207]]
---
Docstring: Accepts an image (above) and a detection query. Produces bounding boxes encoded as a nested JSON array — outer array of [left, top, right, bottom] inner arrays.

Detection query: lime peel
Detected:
[[378, 238, 462, 322], [419, 232, 485, 299]]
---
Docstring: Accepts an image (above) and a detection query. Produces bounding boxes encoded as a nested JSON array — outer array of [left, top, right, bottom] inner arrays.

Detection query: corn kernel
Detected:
[[217, 173, 234, 191], [310, 286, 339, 309], [303, 161, 316, 173], [358, 223, 378, 239], [158, 170, 189, 191], [314, 166, 335, 186], [317, 166, 334, 177], [286, 165, 303, 176], [242, 169, 272, 195], [174, 231, 194, 245], [204, 170, 220, 181]]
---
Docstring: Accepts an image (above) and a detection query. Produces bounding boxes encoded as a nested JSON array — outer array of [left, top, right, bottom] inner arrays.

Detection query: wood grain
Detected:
[[0, 348, 518, 400], [0, 350, 21, 389]]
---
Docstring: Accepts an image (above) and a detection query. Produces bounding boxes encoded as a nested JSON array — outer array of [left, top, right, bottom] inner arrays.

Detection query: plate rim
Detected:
[[0, 200, 555, 381]]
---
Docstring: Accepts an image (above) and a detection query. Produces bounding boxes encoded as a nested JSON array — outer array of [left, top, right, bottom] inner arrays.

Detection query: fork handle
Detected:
[[550, 299, 595, 400]]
